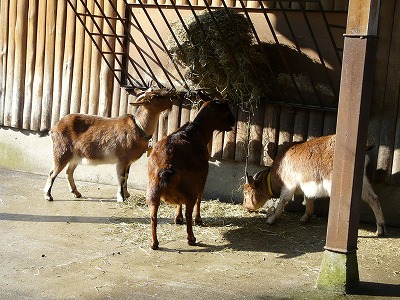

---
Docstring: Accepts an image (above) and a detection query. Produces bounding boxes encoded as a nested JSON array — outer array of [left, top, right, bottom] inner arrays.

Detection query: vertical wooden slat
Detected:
[[334, 0, 348, 11], [111, 0, 125, 117], [292, 109, 309, 142], [60, 0, 77, 120], [50, 0, 67, 127], [70, 0, 86, 114], [31, 0, 47, 131], [0, 0, 9, 126], [226, 0, 236, 7], [157, 111, 168, 140], [307, 111, 324, 140], [40, 0, 57, 130], [235, 108, 249, 162], [167, 103, 180, 134], [119, 89, 128, 116], [260, 104, 279, 166], [277, 107, 294, 152], [11, 1, 28, 128], [368, 0, 396, 181], [248, 104, 264, 164], [380, 2, 400, 184], [88, 0, 104, 116], [180, 99, 191, 127], [211, 131, 224, 159], [321, 0, 335, 11], [3, 0, 16, 126], [211, 0, 222, 7], [99, 0, 117, 117], [80, 0, 95, 114], [22, 0, 38, 129], [323, 112, 337, 136], [222, 107, 237, 161]]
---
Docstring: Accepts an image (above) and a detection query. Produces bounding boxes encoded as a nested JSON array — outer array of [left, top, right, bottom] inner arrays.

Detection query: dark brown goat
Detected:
[[146, 93, 235, 250], [44, 88, 177, 202]]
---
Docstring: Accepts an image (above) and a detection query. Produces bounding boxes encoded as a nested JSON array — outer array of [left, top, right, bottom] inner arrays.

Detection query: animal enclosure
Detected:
[[1, 1, 400, 224]]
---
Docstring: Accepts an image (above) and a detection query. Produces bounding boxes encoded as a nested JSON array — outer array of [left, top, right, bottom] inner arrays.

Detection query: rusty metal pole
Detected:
[[317, 0, 380, 293]]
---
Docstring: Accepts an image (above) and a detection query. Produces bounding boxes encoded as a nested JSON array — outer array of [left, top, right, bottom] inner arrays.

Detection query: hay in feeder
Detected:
[[167, 8, 272, 108]]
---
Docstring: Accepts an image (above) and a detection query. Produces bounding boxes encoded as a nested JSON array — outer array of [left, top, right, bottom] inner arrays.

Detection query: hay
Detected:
[[167, 8, 272, 108]]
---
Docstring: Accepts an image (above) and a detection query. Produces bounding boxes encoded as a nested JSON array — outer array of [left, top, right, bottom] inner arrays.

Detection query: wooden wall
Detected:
[[2, 0, 400, 188]]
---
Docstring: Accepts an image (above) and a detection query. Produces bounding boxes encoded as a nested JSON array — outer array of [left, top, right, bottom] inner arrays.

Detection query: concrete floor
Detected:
[[1, 168, 399, 300]]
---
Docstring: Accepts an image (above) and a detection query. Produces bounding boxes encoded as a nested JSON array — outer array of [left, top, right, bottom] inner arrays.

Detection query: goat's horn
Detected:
[[245, 172, 250, 184]]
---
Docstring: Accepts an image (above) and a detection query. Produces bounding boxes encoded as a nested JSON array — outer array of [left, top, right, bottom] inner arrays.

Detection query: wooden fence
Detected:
[[2, 0, 400, 187]]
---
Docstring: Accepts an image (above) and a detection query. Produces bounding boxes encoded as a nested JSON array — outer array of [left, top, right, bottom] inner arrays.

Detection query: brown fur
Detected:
[[243, 134, 386, 236], [146, 94, 235, 250], [44, 88, 177, 202]]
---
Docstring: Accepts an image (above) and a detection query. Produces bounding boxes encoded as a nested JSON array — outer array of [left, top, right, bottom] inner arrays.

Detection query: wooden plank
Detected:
[[334, 0, 348, 11], [234, 108, 249, 162], [323, 111, 337, 136], [88, 0, 104, 116], [40, 0, 57, 130], [248, 104, 264, 164], [50, 0, 67, 127], [157, 110, 168, 140], [167, 103, 180, 135], [211, 131, 224, 159], [277, 107, 294, 152], [260, 104, 279, 166], [11, 0, 28, 128], [80, 0, 95, 114], [22, 0, 38, 129], [119, 89, 129, 116], [368, 0, 396, 181], [0, 0, 9, 126], [292, 109, 309, 142], [307, 110, 324, 140], [347, 0, 380, 36], [222, 106, 237, 161], [70, 0, 86, 114], [377, 1, 400, 184], [111, 0, 125, 117], [321, 0, 335, 11], [3, 0, 16, 126], [180, 98, 191, 127], [99, 0, 117, 117], [31, 0, 47, 131]]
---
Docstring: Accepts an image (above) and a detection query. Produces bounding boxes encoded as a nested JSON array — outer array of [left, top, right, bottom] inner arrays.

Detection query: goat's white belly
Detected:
[[300, 179, 331, 198], [74, 155, 117, 165]]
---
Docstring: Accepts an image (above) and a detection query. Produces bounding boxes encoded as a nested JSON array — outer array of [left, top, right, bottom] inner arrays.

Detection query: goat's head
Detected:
[[130, 88, 178, 113], [196, 92, 235, 132], [243, 169, 272, 211]]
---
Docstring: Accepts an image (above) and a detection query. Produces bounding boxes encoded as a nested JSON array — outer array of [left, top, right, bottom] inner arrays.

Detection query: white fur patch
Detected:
[[300, 179, 331, 198]]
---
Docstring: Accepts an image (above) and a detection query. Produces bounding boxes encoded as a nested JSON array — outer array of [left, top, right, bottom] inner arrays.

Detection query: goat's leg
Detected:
[[193, 194, 203, 225], [174, 204, 183, 225], [148, 202, 160, 250], [362, 179, 386, 236], [116, 162, 128, 202], [185, 202, 196, 246], [66, 161, 82, 198], [44, 161, 69, 201], [123, 165, 131, 199], [267, 191, 292, 225], [300, 197, 314, 224]]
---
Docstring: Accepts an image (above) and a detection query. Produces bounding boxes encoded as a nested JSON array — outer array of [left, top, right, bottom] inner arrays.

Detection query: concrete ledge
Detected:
[[0, 127, 260, 203]]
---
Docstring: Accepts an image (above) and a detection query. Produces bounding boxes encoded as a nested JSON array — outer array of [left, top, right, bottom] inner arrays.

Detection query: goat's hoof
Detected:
[[266, 216, 275, 225], [150, 242, 159, 250], [187, 238, 196, 246], [299, 216, 310, 224], [124, 192, 131, 198], [45, 195, 53, 201], [72, 191, 82, 198], [376, 224, 386, 236], [194, 217, 203, 226], [174, 216, 184, 225]]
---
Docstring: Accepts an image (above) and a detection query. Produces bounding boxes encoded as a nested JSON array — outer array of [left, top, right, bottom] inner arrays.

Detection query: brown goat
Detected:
[[243, 134, 386, 236], [44, 88, 177, 202], [146, 93, 235, 250]]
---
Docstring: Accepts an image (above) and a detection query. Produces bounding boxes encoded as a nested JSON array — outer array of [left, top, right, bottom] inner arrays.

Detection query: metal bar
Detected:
[[258, 0, 305, 104], [276, 0, 323, 106], [298, 1, 339, 103], [236, 0, 291, 105]]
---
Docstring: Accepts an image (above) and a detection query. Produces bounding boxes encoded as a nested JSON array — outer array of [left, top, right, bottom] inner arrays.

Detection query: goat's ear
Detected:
[[197, 91, 212, 103]]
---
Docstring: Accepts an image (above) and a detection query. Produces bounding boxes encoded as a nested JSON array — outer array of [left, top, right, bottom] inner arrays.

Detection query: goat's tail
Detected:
[[38, 129, 50, 137], [158, 166, 176, 189]]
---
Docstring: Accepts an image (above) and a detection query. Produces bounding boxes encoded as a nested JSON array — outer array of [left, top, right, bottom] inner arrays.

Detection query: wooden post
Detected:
[[317, 0, 380, 292], [23, 0, 39, 129], [0, 0, 9, 126], [11, 0, 28, 128], [70, 0, 86, 114], [260, 104, 278, 166], [40, 0, 57, 130], [51, 0, 67, 126], [31, 0, 47, 131]]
